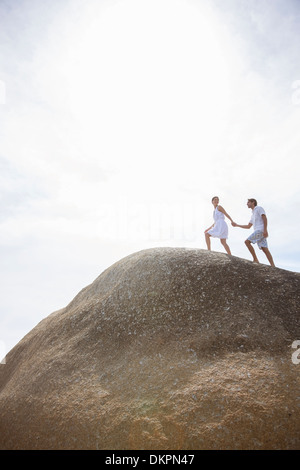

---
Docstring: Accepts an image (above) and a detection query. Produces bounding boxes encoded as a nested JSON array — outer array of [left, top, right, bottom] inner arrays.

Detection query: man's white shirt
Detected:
[[249, 206, 266, 231]]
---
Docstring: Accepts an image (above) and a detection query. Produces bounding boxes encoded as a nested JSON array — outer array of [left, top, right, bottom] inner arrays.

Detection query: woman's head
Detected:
[[211, 196, 219, 204]]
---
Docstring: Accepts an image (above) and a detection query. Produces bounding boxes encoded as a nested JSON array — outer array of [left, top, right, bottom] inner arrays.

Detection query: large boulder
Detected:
[[0, 247, 299, 449]]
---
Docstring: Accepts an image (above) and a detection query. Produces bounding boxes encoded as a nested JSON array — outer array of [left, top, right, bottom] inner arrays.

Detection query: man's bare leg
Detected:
[[245, 239, 259, 263], [261, 247, 275, 267], [221, 238, 231, 255], [205, 232, 211, 251]]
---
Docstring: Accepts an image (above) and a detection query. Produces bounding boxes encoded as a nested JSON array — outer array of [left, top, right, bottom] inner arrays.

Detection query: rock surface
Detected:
[[0, 247, 300, 450]]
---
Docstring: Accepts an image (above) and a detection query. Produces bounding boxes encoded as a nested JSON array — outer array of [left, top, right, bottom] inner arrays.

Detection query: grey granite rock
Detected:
[[0, 247, 299, 449]]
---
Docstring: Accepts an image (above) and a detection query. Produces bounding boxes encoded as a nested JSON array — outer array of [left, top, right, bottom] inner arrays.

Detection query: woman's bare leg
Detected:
[[221, 238, 231, 255], [205, 232, 211, 250]]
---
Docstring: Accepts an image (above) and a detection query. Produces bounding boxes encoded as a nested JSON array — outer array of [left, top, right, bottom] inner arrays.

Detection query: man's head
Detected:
[[247, 198, 257, 209]]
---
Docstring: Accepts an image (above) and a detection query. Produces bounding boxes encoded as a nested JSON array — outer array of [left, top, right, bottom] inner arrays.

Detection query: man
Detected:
[[232, 199, 275, 266]]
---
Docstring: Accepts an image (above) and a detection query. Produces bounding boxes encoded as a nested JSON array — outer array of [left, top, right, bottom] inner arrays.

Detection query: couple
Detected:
[[204, 196, 275, 267]]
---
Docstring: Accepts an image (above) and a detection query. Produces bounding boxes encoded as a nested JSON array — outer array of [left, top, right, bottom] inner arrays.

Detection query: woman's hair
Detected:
[[211, 196, 219, 202], [248, 198, 257, 206]]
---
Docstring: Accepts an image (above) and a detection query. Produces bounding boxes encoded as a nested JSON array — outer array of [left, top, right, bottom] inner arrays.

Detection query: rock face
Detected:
[[0, 247, 300, 450]]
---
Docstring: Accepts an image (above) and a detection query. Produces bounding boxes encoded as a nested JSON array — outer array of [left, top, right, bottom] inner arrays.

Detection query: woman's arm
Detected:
[[204, 224, 214, 233], [218, 205, 235, 224]]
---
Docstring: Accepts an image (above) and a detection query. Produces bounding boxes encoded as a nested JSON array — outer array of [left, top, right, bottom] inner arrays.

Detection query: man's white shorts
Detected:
[[247, 230, 268, 249]]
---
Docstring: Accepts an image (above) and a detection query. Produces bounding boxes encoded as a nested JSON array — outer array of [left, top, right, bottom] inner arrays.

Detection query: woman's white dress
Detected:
[[208, 206, 228, 239]]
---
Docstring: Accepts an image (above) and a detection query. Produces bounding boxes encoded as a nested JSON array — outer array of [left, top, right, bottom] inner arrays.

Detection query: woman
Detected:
[[204, 196, 235, 255]]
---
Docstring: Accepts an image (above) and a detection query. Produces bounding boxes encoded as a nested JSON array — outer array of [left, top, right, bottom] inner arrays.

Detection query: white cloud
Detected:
[[1, 0, 300, 353]]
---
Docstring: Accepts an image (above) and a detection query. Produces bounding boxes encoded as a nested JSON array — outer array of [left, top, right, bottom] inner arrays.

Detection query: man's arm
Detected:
[[261, 214, 268, 238], [232, 222, 253, 229]]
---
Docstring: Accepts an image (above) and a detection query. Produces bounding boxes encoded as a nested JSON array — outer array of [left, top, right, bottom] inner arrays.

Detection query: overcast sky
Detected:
[[1, 0, 300, 356]]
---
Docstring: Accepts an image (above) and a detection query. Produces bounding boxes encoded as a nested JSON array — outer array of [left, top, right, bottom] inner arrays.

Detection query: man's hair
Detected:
[[211, 196, 219, 202], [248, 198, 257, 206]]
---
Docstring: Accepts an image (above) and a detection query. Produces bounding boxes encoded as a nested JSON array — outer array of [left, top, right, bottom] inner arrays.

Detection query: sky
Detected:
[[0, 0, 300, 356]]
